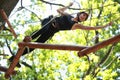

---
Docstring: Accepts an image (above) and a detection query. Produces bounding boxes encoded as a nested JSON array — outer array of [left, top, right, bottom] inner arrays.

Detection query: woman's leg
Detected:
[[36, 29, 55, 43], [31, 26, 48, 39]]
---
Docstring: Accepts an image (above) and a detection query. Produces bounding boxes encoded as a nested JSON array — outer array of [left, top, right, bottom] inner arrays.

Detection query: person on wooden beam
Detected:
[[9, 2, 112, 67]]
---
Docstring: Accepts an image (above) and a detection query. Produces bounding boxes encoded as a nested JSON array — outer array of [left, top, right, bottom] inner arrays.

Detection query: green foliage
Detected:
[[113, 0, 120, 4], [98, 69, 118, 80], [0, 0, 120, 80]]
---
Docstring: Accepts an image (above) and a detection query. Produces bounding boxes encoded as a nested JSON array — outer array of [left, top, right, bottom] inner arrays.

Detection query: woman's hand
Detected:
[[108, 21, 113, 26], [66, 2, 73, 8], [68, 2, 73, 7], [57, 2, 73, 16], [103, 21, 113, 28], [106, 21, 113, 27]]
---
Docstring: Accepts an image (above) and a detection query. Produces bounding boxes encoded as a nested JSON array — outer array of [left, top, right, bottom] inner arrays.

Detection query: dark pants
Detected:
[[22, 22, 59, 55]]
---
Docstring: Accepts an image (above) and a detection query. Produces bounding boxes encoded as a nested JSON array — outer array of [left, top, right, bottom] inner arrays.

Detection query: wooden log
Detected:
[[0, 66, 17, 75], [78, 34, 120, 57], [5, 36, 31, 79], [18, 42, 89, 51], [5, 47, 25, 79], [0, 9, 17, 38]]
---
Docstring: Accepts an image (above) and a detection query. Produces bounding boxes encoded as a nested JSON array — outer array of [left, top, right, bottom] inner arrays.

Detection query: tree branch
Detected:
[[40, 0, 117, 11], [92, 43, 116, 77], [21, 61, 32, 69], [5, 39, 14, 56], [103, 55, 119, 71], [98, 43, 116, 66]]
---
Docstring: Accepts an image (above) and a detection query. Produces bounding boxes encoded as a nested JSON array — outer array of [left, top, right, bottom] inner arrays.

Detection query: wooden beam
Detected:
[[18, 42, 89, 51], [5, 47, 25, 79], [0, 9, 17, 38], [78, 34, 120, 57]]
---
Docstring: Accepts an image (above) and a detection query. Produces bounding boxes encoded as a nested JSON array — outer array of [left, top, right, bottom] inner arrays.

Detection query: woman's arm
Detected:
[[57, 2, 73, 16], [71, 22, 112, 30]]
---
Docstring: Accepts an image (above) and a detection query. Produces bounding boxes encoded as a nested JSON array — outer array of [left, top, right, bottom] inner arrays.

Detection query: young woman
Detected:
[[9, 2, 112, 67]]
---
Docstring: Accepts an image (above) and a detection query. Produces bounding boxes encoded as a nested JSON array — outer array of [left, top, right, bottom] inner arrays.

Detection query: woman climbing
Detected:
[[9, 2, 112, 67]]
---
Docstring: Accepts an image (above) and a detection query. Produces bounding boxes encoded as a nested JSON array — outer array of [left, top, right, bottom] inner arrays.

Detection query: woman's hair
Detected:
[[77, 12, 89, 22]]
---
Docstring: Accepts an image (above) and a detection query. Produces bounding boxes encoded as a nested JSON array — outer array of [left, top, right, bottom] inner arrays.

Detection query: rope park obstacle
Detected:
[[1, 8, 120, 79], [0, 1, 119, 79], [4, 33, 120, 78]]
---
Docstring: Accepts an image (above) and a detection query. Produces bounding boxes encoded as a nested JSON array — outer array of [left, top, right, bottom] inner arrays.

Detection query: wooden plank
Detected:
[[18, 42, 89, 51], [5, 47, 25, 79], [78, 34, 120, 57]]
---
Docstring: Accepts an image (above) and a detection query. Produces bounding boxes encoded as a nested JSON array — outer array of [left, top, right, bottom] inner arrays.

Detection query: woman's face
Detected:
[[79, 13, 88, 22]]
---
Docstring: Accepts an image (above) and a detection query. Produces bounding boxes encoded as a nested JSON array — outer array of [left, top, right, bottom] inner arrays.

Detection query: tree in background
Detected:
[[0, 0, 120, 80]]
